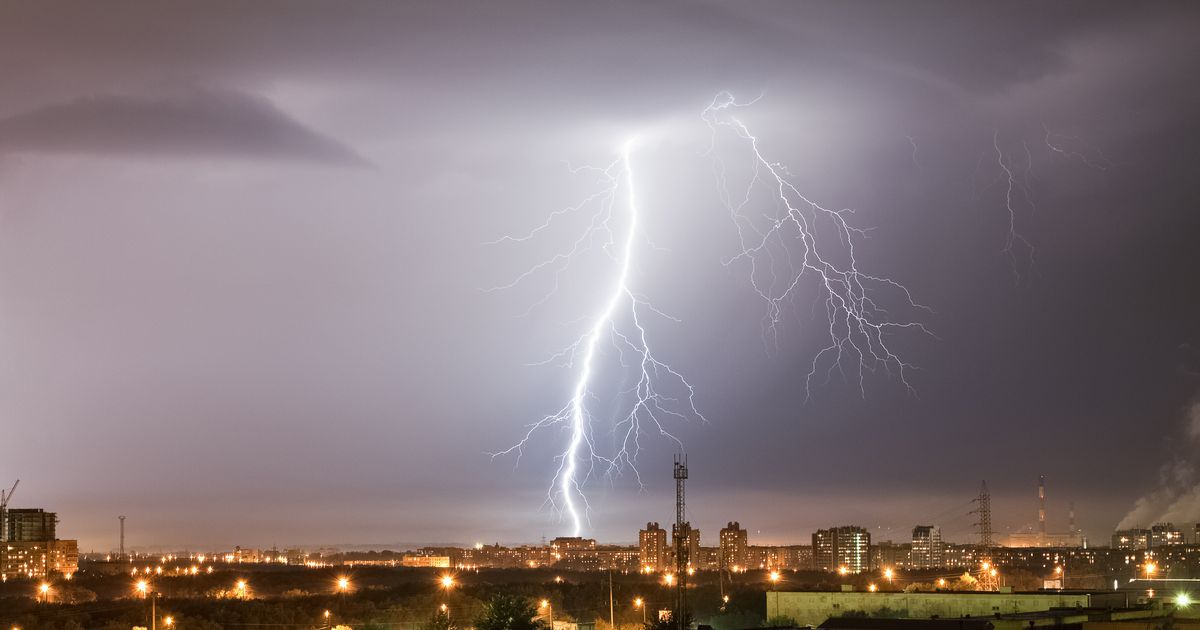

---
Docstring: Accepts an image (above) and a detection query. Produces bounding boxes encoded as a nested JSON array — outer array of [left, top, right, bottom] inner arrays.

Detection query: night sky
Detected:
[[1, 2, 1198, 552]]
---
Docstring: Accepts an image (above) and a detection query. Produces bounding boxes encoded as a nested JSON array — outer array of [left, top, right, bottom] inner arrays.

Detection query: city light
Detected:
[[883, 568, 894, 581], [336, 576, 351, 592], [540, 599, 549, 609], [135, 580, 149, 598], [634, 598, 643, 608], [324, 611, 331, 620], [1144, 562, 1157, 577], [164, 616, 175, 627], [440, 604, 449, 613], [37, 582, 50, 602], [769, 571, 781, 584], [868, 584, 878, 592], [937, 578, 947, 587], [1176, 594, 1192, 608], [838, 566, 849, 576], [662, 573, 675, 586], [440, 574, 455, 589]]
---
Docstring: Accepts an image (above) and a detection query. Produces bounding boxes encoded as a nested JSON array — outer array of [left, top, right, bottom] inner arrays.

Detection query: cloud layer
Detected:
[[0, 89, 368, 166]]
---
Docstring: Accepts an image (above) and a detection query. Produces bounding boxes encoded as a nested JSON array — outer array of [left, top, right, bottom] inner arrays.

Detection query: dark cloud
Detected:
[[0, 89, 369, 166], [0, 2, 1196, 550]]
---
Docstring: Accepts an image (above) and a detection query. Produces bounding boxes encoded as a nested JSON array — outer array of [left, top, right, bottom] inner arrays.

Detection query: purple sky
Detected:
[[1, 2, 1199, 552]]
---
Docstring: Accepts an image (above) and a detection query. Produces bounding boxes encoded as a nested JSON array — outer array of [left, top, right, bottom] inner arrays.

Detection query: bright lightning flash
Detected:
[[489, 137, 703, 536], [703, 92, 932, 397]]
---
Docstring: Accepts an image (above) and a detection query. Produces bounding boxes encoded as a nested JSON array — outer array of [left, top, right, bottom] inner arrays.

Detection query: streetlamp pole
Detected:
[[609, 570, 615, 629]]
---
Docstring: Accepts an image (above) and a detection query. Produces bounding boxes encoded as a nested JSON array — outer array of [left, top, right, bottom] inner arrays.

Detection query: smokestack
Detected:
[[1068, 501, 1076, 534], [1038, 475, 1047, 536]]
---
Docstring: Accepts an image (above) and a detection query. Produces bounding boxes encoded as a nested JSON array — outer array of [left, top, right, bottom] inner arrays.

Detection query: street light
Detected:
[[662, 573, 675, 586], [883, 568, 894, 582], [235, 579, 248, 599], [868, 584, 878, 593], [1176, 593, 1192, 608], [163, 616, 174, 628], [634, 597, 646, 624], [837, 566, 849, 576], [768, 571, 781, 589], [1144, 562, 1158, 577], [336, 576, 351, 593], [135, 580, 150, 598], [937, 578, 947, 588], [540, 599, 554, 629], [37, 582, 51, 603]]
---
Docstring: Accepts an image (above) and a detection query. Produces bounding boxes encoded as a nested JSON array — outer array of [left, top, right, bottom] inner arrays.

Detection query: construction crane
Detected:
[[1, 479, 18, 543]]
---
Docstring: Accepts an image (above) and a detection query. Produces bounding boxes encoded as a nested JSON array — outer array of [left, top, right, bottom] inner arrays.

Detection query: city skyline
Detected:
[[1, 2, 1199, 550]]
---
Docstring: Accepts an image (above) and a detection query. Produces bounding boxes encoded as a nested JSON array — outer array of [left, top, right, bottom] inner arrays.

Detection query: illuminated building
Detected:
[[1, 539, 79, 580], [813, 526, 871, 573], [719, 522, 747, 570], [911, 526, 943, 569], [1149, 523, 1184, 548], [639, 523, 668, 571], [1112, 529, 1150, 551], [401, 555, 451, 568]]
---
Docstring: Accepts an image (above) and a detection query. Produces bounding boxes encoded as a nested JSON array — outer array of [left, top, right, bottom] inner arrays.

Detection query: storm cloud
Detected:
[[0, 2, 1197, 550], [0, 89, 367, 166]]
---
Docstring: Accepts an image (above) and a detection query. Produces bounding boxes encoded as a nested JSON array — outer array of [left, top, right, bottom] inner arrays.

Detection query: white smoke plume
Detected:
[[1117, 399, 1200, 529]]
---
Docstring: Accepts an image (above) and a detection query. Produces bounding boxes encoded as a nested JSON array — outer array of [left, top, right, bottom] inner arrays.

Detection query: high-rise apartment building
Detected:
[[1150, 523, 1185, 548], [911, 525, 943, 569], [0, 507, 77, 579], [1112, 529, 1150, 550], [719, 521, 748, 570], [673, 528, 701, 569], [812, 526, 871, 573], [639, 522, 668, 571], [4, 509, 56, 542]]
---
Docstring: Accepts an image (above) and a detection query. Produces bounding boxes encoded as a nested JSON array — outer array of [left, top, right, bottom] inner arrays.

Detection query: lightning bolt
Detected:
[[489, 138, 703, 536], [702, 91, 932, 398]]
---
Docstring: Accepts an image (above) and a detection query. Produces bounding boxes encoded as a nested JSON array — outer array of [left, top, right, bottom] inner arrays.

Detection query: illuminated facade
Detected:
[[639, 522, 668, 571], [911, 525, 943, 569], [719, 521, 747, 570], [1112, 529, 1150, 551], [1149, 523, 1185, 548], [813, 526, 871, 573], [0, 539, 78, 580]]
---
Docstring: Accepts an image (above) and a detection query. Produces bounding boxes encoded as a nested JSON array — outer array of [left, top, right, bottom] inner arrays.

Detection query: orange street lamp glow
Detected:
[[135, 580, 149, 597], [164, 616, 174, 628], [663, 573, 675, 586], [937, 578, 947, 587], [769, 571, 780, 584], [634, 598, 644, 608], [868, 584, 878, 592], [838, 566, 849, 576], [1145, 563, 1158, 576], [883, 568, 894, 581], [336, 577, 350, 592], [440, 604, 449, 613], [440, 575, 455, 589]]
